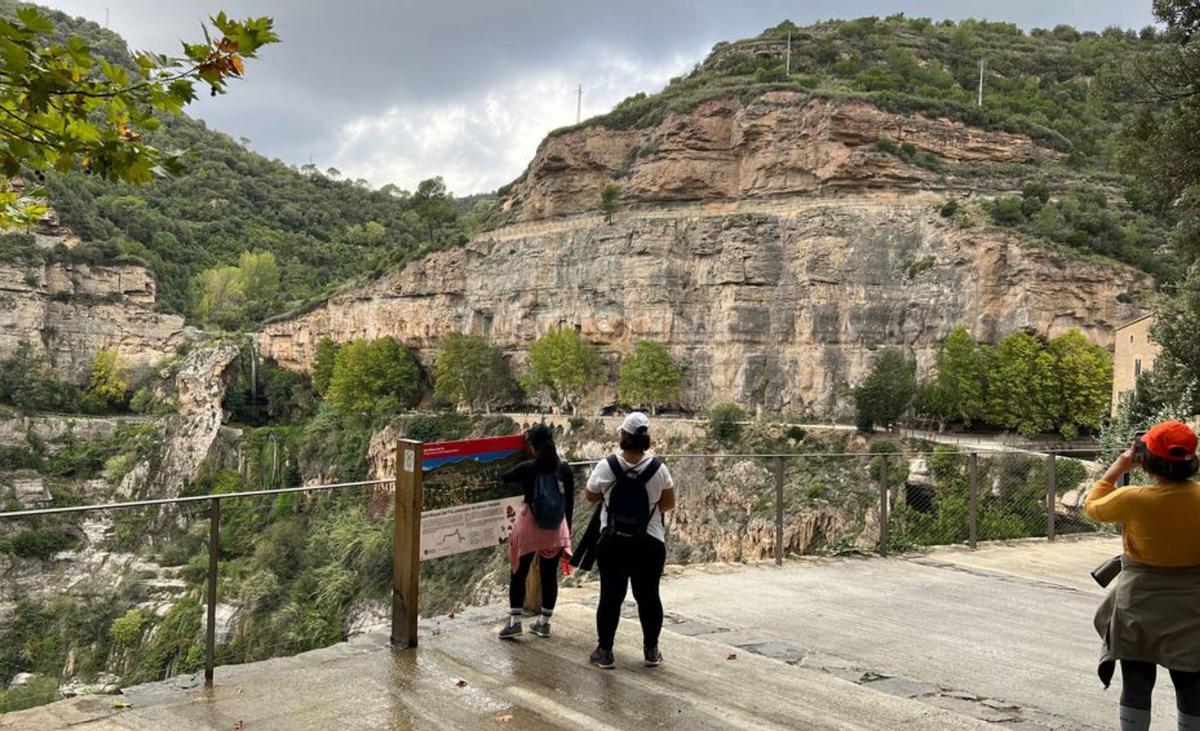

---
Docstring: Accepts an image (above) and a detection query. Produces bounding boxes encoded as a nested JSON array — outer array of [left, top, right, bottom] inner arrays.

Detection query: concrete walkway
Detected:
[[2, 536, 1150, 730], [1, 603, 988, 730], [658, 535, 1158, 730]]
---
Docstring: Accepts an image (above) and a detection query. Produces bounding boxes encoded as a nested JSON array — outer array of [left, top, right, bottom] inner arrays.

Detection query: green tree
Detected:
[[1046, 329, 1112, 438], [1138, 265, 1200, 416], [600, 183, 621, 223], [854, 349, 916, 432], [922, 326, 984, 426], [311, 338, 340, 396], [985, 331, 1056, 437], [617, 341, 682, 414], [527, 327, 602, 414], [327, 337, 421, 416], [191, 264, 245, 329], [87, 347, 129, 408], [433, 333, 514, 412], [412, 177, 457, 246], [190, 251, 279, 329], [1107, 1, 1200, 261], [0, 7, 277, 227]]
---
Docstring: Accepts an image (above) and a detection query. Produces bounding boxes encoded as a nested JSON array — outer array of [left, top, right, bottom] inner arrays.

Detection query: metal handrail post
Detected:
[[878, 457, 889, 557], [968, 453, 979, 549], [774, 456, 785, 566], [205, 497, 220, 687], [1046, 452, 1057, 542]]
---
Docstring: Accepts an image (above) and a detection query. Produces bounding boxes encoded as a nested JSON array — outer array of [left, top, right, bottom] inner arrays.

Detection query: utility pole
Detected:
[[977, 58, 986, 107], [785, 30, 792, 76], [576, 84, 582, 124]]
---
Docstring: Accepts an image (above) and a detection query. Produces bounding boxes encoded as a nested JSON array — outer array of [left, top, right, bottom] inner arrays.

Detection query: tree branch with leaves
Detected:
[[0, 7, 278, 227]]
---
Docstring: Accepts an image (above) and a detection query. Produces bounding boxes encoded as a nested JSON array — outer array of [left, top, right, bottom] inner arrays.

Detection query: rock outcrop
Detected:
[[0, 229, 199, 383], [501, 93, 1055, 222], [117, 343, 241, 499]]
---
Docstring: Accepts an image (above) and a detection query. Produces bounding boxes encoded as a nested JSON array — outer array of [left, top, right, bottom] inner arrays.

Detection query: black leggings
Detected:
[[509, 552, 560, 614], [1121, 660, 1200, 715], [595, 534, 667, 651]]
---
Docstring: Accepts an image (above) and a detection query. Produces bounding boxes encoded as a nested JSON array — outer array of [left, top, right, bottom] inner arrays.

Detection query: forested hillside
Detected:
[[0, 1, 493, 328], [522, 16, 1176, 279], [570, 16, 1159, 166]]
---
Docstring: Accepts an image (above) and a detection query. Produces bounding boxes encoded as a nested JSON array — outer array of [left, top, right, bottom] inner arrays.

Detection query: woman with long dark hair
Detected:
[[498, 424, 574, 640], [1086, 420, 1200, 731]]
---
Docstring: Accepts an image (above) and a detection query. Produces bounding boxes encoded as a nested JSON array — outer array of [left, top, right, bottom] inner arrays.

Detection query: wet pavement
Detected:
[[1, 536, 1132, 729]]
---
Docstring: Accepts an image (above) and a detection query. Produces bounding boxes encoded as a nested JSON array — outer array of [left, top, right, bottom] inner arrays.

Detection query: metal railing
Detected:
[[0, 445, 1107, 712], [0, 477, 391, 707]]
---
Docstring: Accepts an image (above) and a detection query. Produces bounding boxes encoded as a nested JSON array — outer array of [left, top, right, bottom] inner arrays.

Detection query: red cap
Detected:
[[1143, 420, 1198, 461]]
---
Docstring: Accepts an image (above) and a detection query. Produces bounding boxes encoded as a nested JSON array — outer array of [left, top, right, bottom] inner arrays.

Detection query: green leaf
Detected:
[[16, 7, 54, 34]]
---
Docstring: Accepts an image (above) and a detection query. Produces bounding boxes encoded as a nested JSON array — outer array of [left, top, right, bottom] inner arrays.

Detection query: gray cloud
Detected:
[[46, 0, 1156, 194]]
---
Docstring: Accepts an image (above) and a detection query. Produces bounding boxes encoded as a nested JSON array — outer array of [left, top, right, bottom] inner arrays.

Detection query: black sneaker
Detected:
[[530, 617, 551, 638], [644, 646, 663, 667], [589, 646, 615, 669], [498, 621, 522, 640]]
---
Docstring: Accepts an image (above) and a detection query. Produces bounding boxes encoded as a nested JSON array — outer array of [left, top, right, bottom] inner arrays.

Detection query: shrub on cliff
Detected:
[[600, 183, 621, 223], [526, 327, 602, 414], [708, 402, 745, 447], [327, 337, 422, 417], [617, 341, 683, 415], [87, 348, 130, 410]]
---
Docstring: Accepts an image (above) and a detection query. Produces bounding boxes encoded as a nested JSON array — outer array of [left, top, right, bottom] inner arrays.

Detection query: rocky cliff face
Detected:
[[0, 227, 198, 382], [259, 196, 1146, 415], [257, 93, 1144, 416], [117, 342, 241, 499], [500, 93, 1055, 222]]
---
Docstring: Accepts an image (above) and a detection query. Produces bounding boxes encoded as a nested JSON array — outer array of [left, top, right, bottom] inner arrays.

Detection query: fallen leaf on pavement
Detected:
[[455, 680, 468, 688], [726, 653, 738, 661]]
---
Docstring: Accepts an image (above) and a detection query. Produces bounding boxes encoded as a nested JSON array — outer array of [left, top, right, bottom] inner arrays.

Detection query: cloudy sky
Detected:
[[45, 1, 1155, 195]]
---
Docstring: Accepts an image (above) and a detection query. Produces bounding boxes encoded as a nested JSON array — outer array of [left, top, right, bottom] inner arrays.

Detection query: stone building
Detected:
[[1111, 313, 1159, 415]]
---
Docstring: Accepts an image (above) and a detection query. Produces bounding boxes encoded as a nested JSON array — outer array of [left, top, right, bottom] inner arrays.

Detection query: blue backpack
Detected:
[[530, 467, 566, 529]]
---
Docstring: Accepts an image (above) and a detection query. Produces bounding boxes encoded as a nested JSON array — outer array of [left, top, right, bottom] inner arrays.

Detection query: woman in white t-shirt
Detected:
[[583, 412, 675, 670]]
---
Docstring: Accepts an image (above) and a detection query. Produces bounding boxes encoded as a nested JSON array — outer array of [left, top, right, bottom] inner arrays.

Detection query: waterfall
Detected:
[[248, 340, 258, 407]]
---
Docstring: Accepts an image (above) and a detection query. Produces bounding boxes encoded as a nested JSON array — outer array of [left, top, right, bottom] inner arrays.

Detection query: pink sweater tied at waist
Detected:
[[508, 505, 571, 572]]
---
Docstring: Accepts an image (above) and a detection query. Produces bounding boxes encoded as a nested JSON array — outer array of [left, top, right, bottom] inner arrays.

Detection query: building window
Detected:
[[1130, 335, 1135, 343], [1135, 358, 1142, 377]]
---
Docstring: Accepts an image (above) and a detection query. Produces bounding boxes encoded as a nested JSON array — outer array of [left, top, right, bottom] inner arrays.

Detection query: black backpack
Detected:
[[530, 467, 566, 529], [603, 455, 662, 538]]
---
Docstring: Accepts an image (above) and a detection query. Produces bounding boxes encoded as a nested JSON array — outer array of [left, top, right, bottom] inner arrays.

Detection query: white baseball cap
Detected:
[[620, 412, 650, 435]]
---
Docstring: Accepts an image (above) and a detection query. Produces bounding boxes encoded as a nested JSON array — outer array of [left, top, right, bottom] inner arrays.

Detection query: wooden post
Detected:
[[391, 440, 423, 648], [774, 457, 785, 566], [968, 453, 979, 549], [205, 497, 220, 687], [1046, 452, 1057, 542], [878, 457, 889, 557]]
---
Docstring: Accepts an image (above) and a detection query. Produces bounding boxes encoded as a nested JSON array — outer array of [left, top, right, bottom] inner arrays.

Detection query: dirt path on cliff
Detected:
[[483, 190, 953, 242]]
